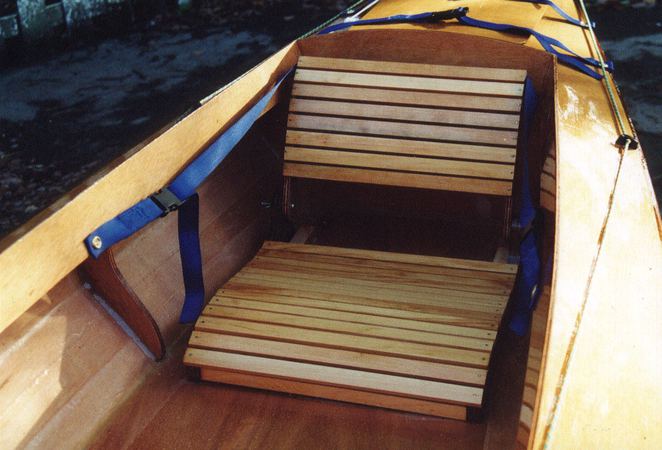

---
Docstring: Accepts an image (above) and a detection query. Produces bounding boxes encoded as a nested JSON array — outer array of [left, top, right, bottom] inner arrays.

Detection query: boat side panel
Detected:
[[112, 112, 287, 347], [0, 273, 153, 449], [0, 42, 300, 335]]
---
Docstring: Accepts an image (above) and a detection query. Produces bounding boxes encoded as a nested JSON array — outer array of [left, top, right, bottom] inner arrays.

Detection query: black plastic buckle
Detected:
[[427, 7, 468, 22], [615, 134, 639, 150], [150, 187, 183, 217]]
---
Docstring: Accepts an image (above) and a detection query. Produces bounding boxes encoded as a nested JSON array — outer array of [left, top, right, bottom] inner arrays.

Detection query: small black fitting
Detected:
[[150, 188, 183, 216], [615, 134, 639, 150]]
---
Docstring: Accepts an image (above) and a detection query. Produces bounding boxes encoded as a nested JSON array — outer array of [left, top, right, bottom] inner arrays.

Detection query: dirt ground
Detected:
[[0, 2, 660, 237]]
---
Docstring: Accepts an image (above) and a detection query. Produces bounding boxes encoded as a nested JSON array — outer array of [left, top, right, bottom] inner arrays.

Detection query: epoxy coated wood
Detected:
[[185, 242, 517, 419]]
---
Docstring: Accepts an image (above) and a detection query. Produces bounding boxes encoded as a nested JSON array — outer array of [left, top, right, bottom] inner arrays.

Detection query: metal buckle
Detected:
[[150, 188, 183, 217], [427, 7, 468, 22]]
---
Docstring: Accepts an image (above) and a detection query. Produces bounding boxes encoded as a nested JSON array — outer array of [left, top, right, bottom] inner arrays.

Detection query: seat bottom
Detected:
[[184, 241, 517, 420]]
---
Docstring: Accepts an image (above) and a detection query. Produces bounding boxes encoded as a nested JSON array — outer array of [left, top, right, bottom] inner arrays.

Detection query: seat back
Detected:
[[284, 56, 526, 198]]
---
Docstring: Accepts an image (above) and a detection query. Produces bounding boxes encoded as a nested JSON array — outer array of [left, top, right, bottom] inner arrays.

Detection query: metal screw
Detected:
[[91, 236, 103, 249]]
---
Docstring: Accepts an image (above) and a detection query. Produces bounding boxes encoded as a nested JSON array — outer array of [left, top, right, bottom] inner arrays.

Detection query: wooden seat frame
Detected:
[[185, 57, 528, 420]]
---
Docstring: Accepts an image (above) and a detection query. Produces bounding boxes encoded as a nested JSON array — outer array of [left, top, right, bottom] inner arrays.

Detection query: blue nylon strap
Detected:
[[520, 0, 593, 28], [318, 11, 437, 34], [456, 15, 611, 80], [178, 194, 204, 323], [510, 78, 542, 336], [85, 71, 291, 258], [85, 70, 292, 323], [317, 9, 611, 79]]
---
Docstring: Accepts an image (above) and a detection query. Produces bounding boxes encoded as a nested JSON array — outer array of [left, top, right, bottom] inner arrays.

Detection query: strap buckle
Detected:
[[427, 7, 468, 22], [150, 188, 183, 217]]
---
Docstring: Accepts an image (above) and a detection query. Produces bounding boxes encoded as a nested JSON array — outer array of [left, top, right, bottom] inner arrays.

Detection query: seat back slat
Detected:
[[297, 55, 527, 83], [284, 57, 526, 197]]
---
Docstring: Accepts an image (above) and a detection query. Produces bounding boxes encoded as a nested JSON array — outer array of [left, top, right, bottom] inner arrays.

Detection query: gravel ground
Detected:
[[0, 2, 660, 237]]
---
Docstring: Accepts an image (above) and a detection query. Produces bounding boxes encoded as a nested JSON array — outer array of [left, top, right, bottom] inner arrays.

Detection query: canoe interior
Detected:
[[0, 29, 556, 448]]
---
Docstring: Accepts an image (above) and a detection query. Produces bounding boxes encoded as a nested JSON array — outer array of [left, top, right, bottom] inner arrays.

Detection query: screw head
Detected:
[[91, 236, 103, 249]]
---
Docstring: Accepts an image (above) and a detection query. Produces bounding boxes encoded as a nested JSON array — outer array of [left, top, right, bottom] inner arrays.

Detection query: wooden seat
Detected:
[[185, 57, 527, 420], [284, 56, 526, 197], [185, 242, 517, 420]]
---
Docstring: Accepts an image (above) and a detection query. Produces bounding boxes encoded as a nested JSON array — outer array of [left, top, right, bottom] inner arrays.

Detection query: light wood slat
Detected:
[[295, 69, 524, 97], [541, 172, 555, 193], [186, 348, 483, 405], [222, 283, 503, 331], [262, 241, 518, 274], [297, 56, 527, 83], [202, 305, 494, 351], [232, 270, 509, 307], [291, 84, 522, 113], [284, 163, 513, 196], [214, 290, 501, 331], [252, 255, 514, 291], [223, 279, 506, 316], [284, 147, 515, 181], [209, 297, 496, 339], [288, 114, 518, 146], [228, 278, 505, 322], [198, 367, 468, 420], [194, 316, 491, 368], [259, 248, 516, 283], [190, 332, 487, 385], [520, 404, 533, 428], [247, 259, 512, 297], [289, 98, 520, 130], [285, 130, 516, 163]]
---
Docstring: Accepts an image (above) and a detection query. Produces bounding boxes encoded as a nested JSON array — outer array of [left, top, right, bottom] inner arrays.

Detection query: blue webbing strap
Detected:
[[318, 11, 452, 35], [510, 78, 542, 336], [520, 0, 593, 28], [85, 71, 292, 322], [177, 194, 204, 323], [318, 8, 611, 79], [456, 15, 610, 80]]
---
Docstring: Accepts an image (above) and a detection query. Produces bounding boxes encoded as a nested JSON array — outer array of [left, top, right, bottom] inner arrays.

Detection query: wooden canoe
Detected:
[[0, 0, 660, 448]]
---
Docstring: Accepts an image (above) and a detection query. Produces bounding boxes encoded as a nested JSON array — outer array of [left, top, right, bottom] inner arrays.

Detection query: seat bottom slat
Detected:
[[198, 366, 468, 420], [185, 242, 517, 420]]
